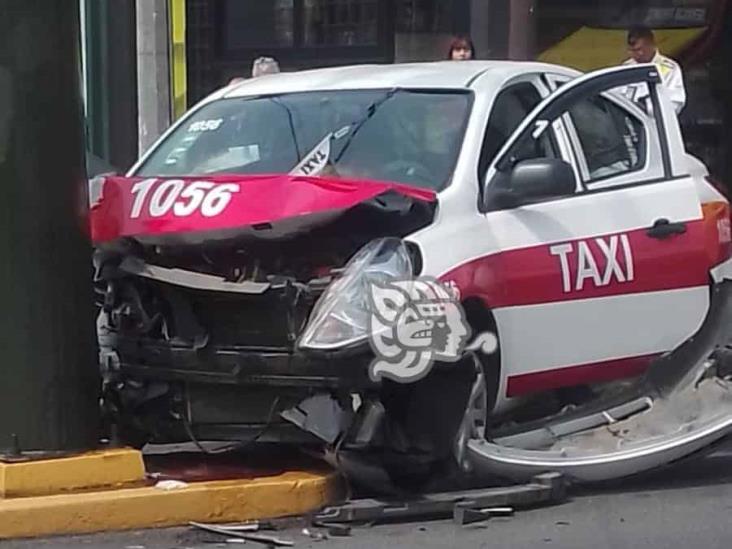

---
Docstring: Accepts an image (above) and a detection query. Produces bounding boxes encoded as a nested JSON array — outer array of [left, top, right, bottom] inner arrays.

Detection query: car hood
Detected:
[[90, 174, 437, 245]]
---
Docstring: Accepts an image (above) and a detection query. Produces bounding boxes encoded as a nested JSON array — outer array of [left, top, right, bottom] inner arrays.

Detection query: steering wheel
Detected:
[[381, 159, 435, 186]]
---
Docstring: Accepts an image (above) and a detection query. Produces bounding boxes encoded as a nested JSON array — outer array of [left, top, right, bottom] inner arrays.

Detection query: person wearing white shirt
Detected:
[[622, 25, 686, 114]]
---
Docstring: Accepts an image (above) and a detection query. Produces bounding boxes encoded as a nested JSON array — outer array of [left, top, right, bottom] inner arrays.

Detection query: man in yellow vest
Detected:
[[623, 25, 686, 114]]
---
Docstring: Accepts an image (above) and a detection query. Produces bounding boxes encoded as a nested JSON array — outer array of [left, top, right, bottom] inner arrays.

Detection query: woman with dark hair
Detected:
[[447, 36, 475, 60]]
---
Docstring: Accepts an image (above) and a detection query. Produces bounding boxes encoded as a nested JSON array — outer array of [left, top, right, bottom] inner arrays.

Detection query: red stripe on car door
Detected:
[[440, 220, 709, 309]]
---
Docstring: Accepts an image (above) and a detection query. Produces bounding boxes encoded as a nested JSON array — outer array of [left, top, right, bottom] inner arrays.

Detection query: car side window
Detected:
[[478, 83, 550, 181], [567, 95, 646, 182]]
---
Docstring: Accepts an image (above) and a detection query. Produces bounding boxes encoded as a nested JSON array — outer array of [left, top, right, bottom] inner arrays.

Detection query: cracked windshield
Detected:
[[137, 90, 471, 190]]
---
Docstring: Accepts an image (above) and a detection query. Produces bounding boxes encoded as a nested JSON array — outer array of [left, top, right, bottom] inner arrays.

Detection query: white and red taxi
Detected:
[[91, 61, 732, 487]]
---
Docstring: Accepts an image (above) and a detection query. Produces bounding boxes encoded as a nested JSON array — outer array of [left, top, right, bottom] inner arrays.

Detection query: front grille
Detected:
[[155, 282, 311, 350]]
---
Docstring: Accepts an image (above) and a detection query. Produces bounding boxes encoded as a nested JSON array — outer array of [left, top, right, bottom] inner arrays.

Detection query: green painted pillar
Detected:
[[0, 0, 100, 455]]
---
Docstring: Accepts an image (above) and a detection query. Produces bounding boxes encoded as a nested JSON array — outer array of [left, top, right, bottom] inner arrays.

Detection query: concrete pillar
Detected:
[[136, 0, 171, 156], [508, 0, 537, 60], [471, 0, 511, 60], [470, 0, 493, 59], [0, 0, 100, 455]]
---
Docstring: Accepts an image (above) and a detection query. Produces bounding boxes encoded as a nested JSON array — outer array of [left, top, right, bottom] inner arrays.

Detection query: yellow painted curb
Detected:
[[0, 468, 344, 539], [0, 449, 145, 498]]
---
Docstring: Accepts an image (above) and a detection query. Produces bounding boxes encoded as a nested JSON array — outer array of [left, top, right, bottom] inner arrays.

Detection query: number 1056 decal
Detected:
[[129, 178, 241, 219]]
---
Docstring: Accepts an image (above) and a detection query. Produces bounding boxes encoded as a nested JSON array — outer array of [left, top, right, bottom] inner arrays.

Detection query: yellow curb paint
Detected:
[[0, 449, 145, 498], [0, 469, 344, 539]]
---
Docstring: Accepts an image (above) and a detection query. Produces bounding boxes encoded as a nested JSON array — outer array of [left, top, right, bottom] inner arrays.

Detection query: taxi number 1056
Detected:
[[129, 178, 241, 219]]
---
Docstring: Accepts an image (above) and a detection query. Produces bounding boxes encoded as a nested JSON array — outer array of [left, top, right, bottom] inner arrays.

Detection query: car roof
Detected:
[[220, 60, 577, 99]]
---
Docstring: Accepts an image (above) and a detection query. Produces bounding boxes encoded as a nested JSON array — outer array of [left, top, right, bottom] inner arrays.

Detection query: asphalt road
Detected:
[[6, 441, 732, 549]]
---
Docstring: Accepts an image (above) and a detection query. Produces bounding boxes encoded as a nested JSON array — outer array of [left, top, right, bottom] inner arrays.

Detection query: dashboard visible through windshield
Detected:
[[135, 89, 473, 191]]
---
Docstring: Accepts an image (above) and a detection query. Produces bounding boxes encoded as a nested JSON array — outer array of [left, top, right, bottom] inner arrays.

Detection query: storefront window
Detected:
[[395, 0, 469, 62], [275, 0, 296, 45], [223, 0, 294, 49], [185, 0, 730, 190], [588, 0, 712, 28], [303, 0, 379, 46], [396, 0, 457, 33], [536, 0, 729, 183]]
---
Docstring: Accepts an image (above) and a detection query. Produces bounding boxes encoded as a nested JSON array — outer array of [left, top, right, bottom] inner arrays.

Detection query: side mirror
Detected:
[[510, 157, 576, 198], [483, 158, 576, 211]]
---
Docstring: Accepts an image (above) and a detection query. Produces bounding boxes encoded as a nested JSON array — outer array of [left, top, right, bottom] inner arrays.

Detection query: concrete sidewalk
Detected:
[[0, 446, 344, 540], [8, 440, 732, 549]]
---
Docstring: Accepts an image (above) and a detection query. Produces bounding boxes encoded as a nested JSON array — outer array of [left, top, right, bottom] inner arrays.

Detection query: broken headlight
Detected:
[[298, 238, 413, 350]]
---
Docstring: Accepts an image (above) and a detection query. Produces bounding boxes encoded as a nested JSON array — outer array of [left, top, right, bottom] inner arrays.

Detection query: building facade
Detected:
[[81, 0, 732, 186]]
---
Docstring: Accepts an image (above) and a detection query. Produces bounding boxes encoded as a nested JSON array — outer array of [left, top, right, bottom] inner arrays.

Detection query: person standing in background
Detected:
[[447, 36, 476, 61], [228, 56, 281, 86], [251, 56, 280, 77], [623, 25, 686, 114]]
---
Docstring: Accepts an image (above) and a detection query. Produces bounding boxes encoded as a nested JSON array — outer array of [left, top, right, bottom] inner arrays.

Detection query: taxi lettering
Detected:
[[550, 234, 634, 293]]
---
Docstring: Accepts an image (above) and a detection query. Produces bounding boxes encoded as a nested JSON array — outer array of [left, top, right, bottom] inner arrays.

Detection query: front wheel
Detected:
[[374, 354, 484, 491]]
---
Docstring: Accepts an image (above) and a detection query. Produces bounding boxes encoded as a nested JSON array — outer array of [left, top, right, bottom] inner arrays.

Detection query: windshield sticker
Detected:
[[187, 119, 224, 133], [228, 144, 260, 164], [290, 134, 332, 177]]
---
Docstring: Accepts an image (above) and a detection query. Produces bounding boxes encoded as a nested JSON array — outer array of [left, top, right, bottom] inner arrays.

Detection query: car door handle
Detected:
[[646, 218, 687, 239]]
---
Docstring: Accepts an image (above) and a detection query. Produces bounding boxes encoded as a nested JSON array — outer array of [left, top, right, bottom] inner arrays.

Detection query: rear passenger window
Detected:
[[479, 83, 550, 180], [567, 96, 646, 182]]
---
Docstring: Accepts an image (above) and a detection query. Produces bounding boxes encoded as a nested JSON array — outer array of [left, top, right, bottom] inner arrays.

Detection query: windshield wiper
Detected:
[[288, 88, 400, 178], [333, 88, 400, 163]]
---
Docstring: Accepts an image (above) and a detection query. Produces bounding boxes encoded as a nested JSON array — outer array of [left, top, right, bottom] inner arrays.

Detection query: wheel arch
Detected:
[[462, 296, 502, 414]]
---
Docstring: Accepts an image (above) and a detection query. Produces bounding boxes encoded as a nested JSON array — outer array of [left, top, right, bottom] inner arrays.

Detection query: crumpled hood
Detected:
[[90, 174, 437, 245]]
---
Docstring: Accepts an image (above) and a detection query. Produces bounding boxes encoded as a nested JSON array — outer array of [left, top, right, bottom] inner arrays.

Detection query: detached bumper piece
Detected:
[[313, 472, 566, 525], [467, 281, 732, 482]]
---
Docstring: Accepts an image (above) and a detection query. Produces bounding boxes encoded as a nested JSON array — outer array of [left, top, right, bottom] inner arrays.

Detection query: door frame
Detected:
[[480, 64, 671, 213]]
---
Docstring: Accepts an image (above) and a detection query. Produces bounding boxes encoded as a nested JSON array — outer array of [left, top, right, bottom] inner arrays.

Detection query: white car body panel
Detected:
[[128, 60, 729, 410], [494, 287, 709, 376]]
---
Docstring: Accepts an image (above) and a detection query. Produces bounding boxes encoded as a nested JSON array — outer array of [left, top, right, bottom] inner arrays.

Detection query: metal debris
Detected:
[[213, 522, 261, 532], [312, 522, 352, 537], [453, 504, 488, 526], [301, 527, 328, 541], [189, 522, 294, 547], [453, 504, 515, 525]]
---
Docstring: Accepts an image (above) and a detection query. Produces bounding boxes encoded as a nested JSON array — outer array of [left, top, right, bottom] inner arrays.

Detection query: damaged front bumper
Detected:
[[97, 276, 381, 449], [91, 175, 450, 488], [99, 280, 475, 493], [102, 335, 376, 389], [96, 233, 433, 454]]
